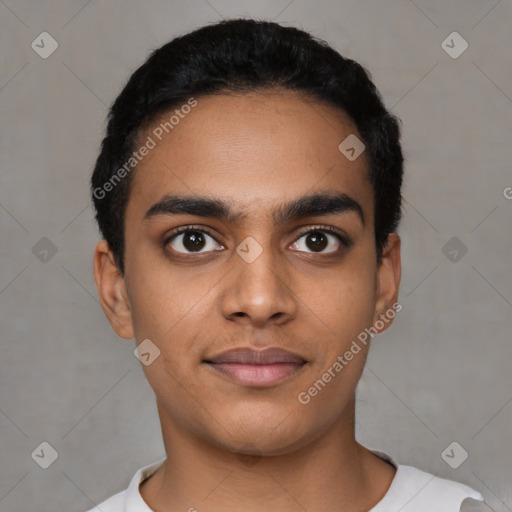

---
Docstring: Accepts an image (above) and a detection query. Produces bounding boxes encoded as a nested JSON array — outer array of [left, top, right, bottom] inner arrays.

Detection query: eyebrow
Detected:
[[143, 192, 365, 227]]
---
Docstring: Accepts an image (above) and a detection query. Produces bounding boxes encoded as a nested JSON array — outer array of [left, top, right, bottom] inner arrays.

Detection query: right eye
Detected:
[[165, 227, 225, 254]]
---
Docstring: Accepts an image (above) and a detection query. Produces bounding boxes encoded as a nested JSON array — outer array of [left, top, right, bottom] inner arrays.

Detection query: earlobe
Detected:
[[373, 233, 402, 333], [93, 240, 134, 340]]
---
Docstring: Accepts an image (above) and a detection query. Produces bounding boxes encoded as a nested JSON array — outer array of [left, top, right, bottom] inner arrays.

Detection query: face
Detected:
[[94, 89, 401, 456]]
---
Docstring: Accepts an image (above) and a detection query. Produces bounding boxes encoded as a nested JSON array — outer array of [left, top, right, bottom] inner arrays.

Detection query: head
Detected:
[[92, 19, 403, 456]]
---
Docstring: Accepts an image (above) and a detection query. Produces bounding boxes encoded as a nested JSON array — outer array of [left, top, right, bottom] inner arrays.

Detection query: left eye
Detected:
[[290, 230, 341, 253]]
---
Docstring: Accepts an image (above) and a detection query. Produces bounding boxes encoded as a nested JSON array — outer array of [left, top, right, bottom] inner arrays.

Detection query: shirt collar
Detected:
[[124, 449, 399, 511], [125, 456, 166, 511]]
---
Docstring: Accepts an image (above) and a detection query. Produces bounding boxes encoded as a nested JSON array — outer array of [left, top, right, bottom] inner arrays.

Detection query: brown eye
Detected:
[[166, 229, 224, 254], [305, 231, 328, 252], [290, 228, 346, 254], [183, 231, 206, 251]]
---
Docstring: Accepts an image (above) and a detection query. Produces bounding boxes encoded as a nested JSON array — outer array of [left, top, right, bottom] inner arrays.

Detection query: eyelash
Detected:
[[163, 224, 352, 254]]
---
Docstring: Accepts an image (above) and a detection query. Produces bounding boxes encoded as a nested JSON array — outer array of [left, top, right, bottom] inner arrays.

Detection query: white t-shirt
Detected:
[[85, 449, 485, 511]]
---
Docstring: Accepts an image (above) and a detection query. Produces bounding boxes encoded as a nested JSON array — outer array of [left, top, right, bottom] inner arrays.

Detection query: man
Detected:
[[88, 18, 488, 512]]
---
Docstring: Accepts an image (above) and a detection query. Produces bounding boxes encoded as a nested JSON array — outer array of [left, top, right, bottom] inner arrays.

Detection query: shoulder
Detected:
[[459, 498, 497, 511], [84, 489, 126, 512], [367, 449, 485, 512], [389, 464, 484, 511], [82, 457, 166, 512], [401, 464, 482, 493]]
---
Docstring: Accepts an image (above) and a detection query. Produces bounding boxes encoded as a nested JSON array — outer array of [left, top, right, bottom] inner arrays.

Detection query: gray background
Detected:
[[1, 1, 511, 511]]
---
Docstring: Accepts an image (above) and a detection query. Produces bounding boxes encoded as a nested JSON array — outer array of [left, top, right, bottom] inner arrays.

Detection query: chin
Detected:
[[206, 404, 315, 456]]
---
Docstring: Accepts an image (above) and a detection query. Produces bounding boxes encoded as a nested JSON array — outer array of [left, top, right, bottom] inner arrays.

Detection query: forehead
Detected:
[[127, 89, 374, 223]]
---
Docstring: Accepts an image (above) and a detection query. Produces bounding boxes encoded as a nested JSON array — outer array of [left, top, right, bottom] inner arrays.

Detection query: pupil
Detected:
[[306, 231, 327, 252], [184, 231, 205, 251]]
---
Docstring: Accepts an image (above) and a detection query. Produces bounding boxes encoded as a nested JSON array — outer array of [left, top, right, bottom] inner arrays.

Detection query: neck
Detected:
[[140, 396, 395, 512]]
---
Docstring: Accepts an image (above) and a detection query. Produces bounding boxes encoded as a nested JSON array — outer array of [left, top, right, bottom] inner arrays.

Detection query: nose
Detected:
[[220, 241, 297, 328]]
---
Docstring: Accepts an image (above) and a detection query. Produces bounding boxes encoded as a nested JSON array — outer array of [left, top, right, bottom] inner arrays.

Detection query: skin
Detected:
[[94, 89, 401, 511]]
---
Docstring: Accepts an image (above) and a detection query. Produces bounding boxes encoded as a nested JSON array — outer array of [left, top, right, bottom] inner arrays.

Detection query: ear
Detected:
[[372, 233, 402, 333], [93, 240, 134, 340]]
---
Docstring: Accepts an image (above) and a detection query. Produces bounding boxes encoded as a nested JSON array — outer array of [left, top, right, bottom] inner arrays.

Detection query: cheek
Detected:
[[124, 252, 217, 348], [300, 264, 376, 341], [124, 251, 178, 342], [298, 271, 375, 410]]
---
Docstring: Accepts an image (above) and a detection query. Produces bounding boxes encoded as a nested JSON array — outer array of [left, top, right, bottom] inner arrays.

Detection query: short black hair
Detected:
[[91, 18, 404, 274]]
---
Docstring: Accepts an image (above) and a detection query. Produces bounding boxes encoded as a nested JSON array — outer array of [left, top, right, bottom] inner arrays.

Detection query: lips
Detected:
[[207, 347, 306, 365], [204, 347, 307, 387]]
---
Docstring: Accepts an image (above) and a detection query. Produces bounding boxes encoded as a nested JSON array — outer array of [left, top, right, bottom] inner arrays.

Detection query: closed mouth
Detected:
[[203, 347, 307, 387]]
